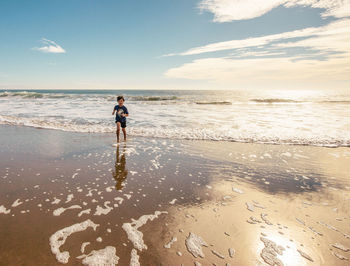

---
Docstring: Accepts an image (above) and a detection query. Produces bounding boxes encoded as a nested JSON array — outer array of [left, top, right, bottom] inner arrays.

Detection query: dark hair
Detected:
[[117, 96, 125, 101]]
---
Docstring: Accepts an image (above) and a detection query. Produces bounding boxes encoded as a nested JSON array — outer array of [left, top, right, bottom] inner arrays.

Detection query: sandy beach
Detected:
[[0, 125, 349, 265], [2, 0, 350, 263]]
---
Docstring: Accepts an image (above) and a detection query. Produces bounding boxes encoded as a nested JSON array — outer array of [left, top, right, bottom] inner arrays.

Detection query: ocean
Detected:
[[0, 89, 349, 147]]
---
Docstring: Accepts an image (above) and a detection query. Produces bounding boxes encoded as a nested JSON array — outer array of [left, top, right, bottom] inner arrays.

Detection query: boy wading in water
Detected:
[[112, 96, 129, 142]]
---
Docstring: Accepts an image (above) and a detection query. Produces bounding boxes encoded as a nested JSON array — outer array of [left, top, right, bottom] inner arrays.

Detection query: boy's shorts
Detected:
[[116, 121, 126, 128]]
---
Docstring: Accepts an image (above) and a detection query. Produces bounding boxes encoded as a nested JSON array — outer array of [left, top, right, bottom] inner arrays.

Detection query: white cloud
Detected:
[[165, 55, 350, 89], [163, 0, 350, 89], [165, 0, 350, 57], [199, 0, 350, 22], [230, 50, 287, 58], [199, 0, 285, 22], [168, 26, 319, 56], [164, 18, 350, 89], [168, 16, 350, 57], [275, 18, 350, 53], [285, 0, 350, 18], [33, 38, 66, 54]]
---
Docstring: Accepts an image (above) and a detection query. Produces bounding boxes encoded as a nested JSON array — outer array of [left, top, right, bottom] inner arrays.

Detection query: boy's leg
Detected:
[[122, 128, 126, 141], [121, 121, 126, 141], [116, 122, 121, 142]]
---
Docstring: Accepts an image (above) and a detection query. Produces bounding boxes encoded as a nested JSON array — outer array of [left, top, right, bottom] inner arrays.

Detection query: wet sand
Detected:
[[0, 125, 349, 265]]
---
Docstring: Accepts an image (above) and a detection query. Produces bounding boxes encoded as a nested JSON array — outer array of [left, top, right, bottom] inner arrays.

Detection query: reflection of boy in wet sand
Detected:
[[112, 144, 128, 191]]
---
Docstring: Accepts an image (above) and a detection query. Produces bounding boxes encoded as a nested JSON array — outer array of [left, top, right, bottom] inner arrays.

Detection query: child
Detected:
[[112, 96, 129, 142]]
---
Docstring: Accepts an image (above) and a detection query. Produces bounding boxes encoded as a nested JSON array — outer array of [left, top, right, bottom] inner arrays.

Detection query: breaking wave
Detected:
[[0, 91, 180, 102], [0, 115, 349, 148], [250, 98, 302, 103], [195, 101, 232, 105], [1, 89, 350, 148], [2, 91, 350, 105], [250, 98, 350, 104]]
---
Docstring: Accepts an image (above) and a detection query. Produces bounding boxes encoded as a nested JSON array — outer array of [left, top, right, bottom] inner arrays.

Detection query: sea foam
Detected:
[[78, 246, 119, 266], [49, 219, 99, 264], [122, 211, 167, 251]]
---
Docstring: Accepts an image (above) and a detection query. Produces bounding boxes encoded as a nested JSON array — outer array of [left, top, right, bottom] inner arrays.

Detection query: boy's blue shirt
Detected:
[[114, 105, 128, 122]]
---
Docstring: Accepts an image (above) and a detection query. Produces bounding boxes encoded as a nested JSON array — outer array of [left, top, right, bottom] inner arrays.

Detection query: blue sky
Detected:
[[0, 0, 349, 90]]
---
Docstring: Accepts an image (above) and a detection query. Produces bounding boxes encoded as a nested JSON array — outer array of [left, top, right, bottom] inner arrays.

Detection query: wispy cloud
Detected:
[[165, 0, 350, 57], [165, 26, 320, 56], [165, 53, 350, 90], [165, 19, 350, 89], [164, 15, 350, 58], [199, 0, 350, 22], [33, 38, 66, 54], [199, 0, 284, 22], [164, 0, 350, 90]]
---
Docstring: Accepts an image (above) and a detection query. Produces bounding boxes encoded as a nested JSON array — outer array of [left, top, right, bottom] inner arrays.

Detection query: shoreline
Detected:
[[0, 125, 349, 265], [0, 123, 349, 149]]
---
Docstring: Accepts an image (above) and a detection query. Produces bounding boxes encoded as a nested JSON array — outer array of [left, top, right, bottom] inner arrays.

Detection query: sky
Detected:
[[0, 0, 349, 90]]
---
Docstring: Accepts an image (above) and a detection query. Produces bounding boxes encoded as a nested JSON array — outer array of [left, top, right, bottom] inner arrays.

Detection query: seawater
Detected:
[[0, 89, 349, 147]]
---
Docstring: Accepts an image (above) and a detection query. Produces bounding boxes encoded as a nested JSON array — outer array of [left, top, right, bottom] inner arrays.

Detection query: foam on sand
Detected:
[[333, 252, 349, 260], [53, 205, 82, 216], [332, 243, 349, 252], [124, 194, 132, 199], [49, 219, 99, 264], [295, 217, 305, 226], [0, 205, 10, 214], [211, 249, 225, 259], [318, 221, 350, 240], [130, 249, 140, 266], [11, 199, 23, 207], [114, 197, 124, 204], [81, 242, 90, 253], [94, 201, 113, 216], [122, 211, 167, 251], [169, 199, 177, 205], [185, 232, 208, 258], [245, 202, 254, 212], [261, 213, 273, 225], [105, 186, 114, 192], [78, 246, 119, 266], [260, 237, 285, 266], [86, 189, 97, 197], [51, 197, 61, 205], [297, 249, 313, 262], [164, 237, 177, 248], [232, 187, 244, 194], [78, 209, 91, 217], [228, 248, 235, 258], [65, 194, 74, 203]]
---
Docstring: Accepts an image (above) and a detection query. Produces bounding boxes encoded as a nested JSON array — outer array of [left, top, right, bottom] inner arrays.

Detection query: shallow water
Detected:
[[1, 89, 350, 147], [0, 125, 349, 265]]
